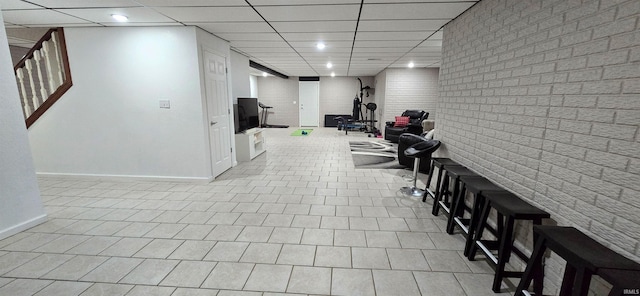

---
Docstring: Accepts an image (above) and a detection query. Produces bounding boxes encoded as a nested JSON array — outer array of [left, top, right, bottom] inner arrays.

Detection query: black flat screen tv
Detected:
[[235, 97, 260, 133]]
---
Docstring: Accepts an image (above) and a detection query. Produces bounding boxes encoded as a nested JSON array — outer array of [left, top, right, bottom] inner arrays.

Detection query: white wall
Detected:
[[29, 26, 213, 180], [374, 70, 387, 131], [229, 50, 250, 103], [0, 12, 47, 240], [256, 76, 375, 127], [250, 75, 258, 98]]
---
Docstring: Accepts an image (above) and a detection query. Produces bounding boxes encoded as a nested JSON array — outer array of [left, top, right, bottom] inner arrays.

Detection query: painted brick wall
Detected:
[[257, 76, 300, 127], [379, 68, 440, 128], [438, 0, 639, 293]]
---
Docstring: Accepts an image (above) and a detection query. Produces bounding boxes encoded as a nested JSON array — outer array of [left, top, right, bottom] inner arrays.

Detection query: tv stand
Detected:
[[235, 128, 266, 162]]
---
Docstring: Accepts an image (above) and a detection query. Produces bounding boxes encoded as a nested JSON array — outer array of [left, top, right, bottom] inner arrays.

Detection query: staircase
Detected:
[[13, 28, 72, 128]]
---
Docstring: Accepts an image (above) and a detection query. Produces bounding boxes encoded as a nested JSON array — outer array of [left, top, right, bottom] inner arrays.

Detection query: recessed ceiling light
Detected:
[[331, 72, 335, 77], [262, 72, 268, 77], [111, 14, 129, 22], [316, 43, 326, 50], [408, 62, 415, 68], [326, 62, 333, 69]]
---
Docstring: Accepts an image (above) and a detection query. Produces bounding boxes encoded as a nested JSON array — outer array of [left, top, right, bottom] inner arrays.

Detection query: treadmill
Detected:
[[259, 102, 289, 128]]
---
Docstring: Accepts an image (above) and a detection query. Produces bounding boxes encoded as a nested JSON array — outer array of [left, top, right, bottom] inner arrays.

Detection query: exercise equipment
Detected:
[[259, 102, 289, 128]]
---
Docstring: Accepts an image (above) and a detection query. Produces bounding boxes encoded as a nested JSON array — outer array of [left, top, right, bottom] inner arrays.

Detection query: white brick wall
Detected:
[[377, 68, 439, 126], [438, 0, 639, 293]]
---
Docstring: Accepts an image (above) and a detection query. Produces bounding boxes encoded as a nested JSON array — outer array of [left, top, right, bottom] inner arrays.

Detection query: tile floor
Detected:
[[0, 127, 515, 296]]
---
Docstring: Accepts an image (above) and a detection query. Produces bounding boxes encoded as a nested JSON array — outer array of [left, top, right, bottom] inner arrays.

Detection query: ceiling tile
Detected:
[[26, 0, 141, 8], [271, 20, 356, 33], [255, 4, 360, 22], [188, 22, 273, 33], [0, 0, 41, 9], [356, 31, 431, 41], [361, 2, 476, 20], [353, 40, 420, 47], [153, 6, 261, 22], [358, 19, 448, 32], [229, 40, 290, 48], [57, 7, 175, 23], [135, 0, 246, 7], [2, 9, 91, 25], [250, 0, 359, 5], [215, 32, 281, 41], [281, 32, 353, 41]]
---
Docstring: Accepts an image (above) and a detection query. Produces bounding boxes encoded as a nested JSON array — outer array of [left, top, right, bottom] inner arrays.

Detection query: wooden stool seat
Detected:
[[468, 191, 550, 292], [432, 165, 478, 217], [516, 226, 640, 296], [423, 158, 462, 203], [447, 175, 506, 256]]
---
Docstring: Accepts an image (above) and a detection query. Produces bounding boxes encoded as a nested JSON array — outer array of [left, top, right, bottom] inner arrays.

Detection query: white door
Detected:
[[204, 50, 232, 178], [299, 81, 319, 127]]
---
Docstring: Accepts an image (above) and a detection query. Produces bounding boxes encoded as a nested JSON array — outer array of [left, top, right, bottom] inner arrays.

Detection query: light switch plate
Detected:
[[159, 100, 170, 109]]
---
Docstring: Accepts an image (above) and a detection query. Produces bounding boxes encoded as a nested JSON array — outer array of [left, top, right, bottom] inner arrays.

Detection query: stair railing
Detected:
[[14, 27, 72, 128]]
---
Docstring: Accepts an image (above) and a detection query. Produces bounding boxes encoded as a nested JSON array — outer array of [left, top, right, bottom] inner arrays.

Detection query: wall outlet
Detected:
[[159, 100, 170, 109]]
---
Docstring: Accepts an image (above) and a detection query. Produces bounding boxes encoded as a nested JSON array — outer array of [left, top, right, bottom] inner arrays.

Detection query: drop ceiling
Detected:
[[1, 0, 478, 76]]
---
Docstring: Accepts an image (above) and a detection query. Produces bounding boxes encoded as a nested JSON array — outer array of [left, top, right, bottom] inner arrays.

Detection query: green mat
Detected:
[[291, 129, 313, 136]]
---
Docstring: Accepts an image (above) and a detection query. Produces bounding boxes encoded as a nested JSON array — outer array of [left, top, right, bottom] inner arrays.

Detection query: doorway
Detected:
[[299, 81, 319, 127], [203, 49, 232, 178]]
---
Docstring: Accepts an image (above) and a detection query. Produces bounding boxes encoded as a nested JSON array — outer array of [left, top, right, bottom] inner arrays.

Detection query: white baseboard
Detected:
[[0, 214, 48, 241], [36, 172, 214, 183]]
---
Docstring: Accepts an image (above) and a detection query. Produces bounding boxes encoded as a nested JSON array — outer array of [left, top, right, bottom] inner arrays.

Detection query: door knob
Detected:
[[211, 121, 217, 126]]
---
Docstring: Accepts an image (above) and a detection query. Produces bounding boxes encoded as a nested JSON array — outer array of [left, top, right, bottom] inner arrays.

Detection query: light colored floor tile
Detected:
[[387, 248, 431, 271], [173, 224, 215, 240], [66, 236, 121, 255], [34, 280, 92, 296], [373, 270, 421, 296], [320, 216, 349, 229], [120, 258, 179, 285], [352, 247, 390, 269], [207, 213, 241, 225], [0, 251, 41, 275], [291, 215, 321, 228], [244, 264, 292, 292], [331, 268, 375, 296], [261, 214, 294, 227], [428, 233, 466, 250], [300, 228, 333, 245], [405, 218, 441, 232], [455, 273, 512, 296], [99, 237, 152, 257], [171, 288, 219, 296], [397, 232, 436, 249], [414, 271, 466, 296], [205, 225, 243, 241], [168, 240, 215, 260], [286, 266, 331, 295], [268, 227, 303, 244], [365, 231, 400, 248], [314, 246, 351, 268], [4, 253, 74, 278], [276, 244, 316, 266], [350, 217, 379, 230], [334, 230, 367, 247], [160, 261, 217, 287], [310, 205, 336, 216], [422, 249, 472, 272], [43, 255, 109, 280], [234, 213, 268, 226], [79, 283, 134, 296], [0, 279, 53, 296], [217, 291, 260, 296], [33, 234, 90, 253], [113, 222, 158, 237], [201, 262, 254, 290], [377, 217, 410, 231], [240, 243, 282, 264], [3, 233, 62, 251], [125, 285, 175, 296], [204, 241, 249, 262], [236, 226, 274, 242], [143, 223, 187, 238], [80, 257, 144, 283], [133, 239, 184, 258]]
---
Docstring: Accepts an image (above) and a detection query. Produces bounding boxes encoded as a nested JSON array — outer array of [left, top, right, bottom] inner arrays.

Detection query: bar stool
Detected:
[[515, 226, 640, 296], [432, 165, 479, 217], [467, 191, 550, 292], [597, 268, 640, 296], [422, 158, 462, 203], [400, 139, 441, 197], [446, 175, 506, 257]]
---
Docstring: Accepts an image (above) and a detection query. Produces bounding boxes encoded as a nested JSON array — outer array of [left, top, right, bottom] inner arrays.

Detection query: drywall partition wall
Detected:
[[438, 0, 639, 293], [257, 75, 299, 127], [319, 76, 375, 124], [28, 26, 212, 180], [0, 13, 47, 239], [250, 75, 258, 98], [374, 70, 387, 131], [382, 68, 439, 126], [230, 50, 250, 102]]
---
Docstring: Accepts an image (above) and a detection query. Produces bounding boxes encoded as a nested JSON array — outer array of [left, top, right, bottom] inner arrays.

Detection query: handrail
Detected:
[[13, 27, 73, 128]]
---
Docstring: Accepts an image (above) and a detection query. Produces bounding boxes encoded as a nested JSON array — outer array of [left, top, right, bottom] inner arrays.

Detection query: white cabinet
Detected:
[[235, 128, 266, 162]]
